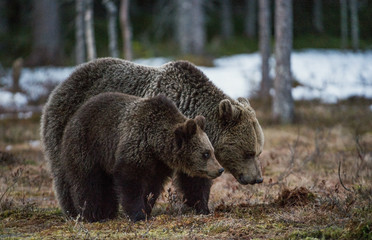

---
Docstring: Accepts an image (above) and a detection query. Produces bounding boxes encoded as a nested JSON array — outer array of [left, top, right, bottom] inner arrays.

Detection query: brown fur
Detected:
[[41, 58, 263, 214], [58, 93, 222, 222]]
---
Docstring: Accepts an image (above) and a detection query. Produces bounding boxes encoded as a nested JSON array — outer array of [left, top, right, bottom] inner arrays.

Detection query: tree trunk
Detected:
[[349, 0, 359, 50], [0, 0, 8, 35], [313, 0, 324, 33], [221, 0, 233, 40], [273, 0, 294, 124], [103, 0, 119, 58], [11, 58, 23, 93], [28, 0, 62, 66], [176, 0, 205, 55], [75, 0, 86, 64], [259, 0, 272, 98], [84, 0, 96, 61], [120, 0, 133, 60], [245, 0, 257, 38], [340, 0, 348, 49]]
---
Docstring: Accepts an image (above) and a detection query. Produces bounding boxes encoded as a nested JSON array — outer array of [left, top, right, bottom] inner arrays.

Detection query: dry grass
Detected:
[[0, 100, 371, 239]]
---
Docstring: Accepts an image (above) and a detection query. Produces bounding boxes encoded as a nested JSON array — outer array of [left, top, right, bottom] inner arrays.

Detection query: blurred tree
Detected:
[[313, 0, 324, 33], [153, 0, 176, 41], [340, 0, 348, 48], [245, 0, 257, 38], [103, 0, 119, 58], [0, 0, 8, 35], [28, 0, 62, 66], [75, 0, 86, 64], [120, 0, 132, 60], [220, 0, 233, 40], [273, 0, 294, 123], [349, 0, 359, 50], [84, 0, 96, 61], [259, 0, 272, 99], [11, 58, 23, 93], [176, 0, 206, 55]]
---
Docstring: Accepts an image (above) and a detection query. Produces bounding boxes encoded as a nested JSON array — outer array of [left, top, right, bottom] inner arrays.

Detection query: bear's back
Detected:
[[61, 93, 141, 172]]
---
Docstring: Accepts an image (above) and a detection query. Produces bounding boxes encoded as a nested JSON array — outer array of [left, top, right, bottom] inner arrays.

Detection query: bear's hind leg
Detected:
[[71, 166, 118, 222], [174, 171, 212, 214], [54, 174, 78, 218]]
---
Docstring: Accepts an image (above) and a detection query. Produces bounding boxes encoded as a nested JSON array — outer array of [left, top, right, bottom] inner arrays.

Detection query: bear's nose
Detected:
[[218, 168, 224, 175]]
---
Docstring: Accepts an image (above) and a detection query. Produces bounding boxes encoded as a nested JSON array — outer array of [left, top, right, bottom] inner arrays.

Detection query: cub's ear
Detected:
[[237, 97, 251, 107], [185, 119, 197, 137], [175, 126, 185, 149], [194, 115, 206, 131], [219, 99, 240, 122], [174, 119, 197, 149]]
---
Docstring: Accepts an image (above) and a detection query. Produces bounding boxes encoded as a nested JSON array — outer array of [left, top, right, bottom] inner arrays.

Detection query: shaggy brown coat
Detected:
[[41, 59, 264, 214], [59, 93, 222, 222]]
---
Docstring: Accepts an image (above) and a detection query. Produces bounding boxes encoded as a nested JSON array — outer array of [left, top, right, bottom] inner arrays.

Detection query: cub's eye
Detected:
[[203, 151, 210, 159]]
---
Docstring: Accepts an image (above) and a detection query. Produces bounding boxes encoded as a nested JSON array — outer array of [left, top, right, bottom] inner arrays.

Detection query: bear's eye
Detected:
[[202, 151, 210, 159]]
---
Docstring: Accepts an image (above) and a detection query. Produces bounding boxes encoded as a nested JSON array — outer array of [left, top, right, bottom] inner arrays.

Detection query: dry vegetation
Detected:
[[0, 99, 371, 239]]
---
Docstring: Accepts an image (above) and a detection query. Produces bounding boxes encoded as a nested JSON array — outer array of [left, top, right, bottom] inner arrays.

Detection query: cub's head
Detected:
[[174, 115, 224, 179], [215, 97, 264, 185]]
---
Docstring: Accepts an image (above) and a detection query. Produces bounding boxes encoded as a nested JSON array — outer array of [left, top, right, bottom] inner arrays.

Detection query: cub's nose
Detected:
[[218, 168, 224, 175], [256, 178, 264, 184]]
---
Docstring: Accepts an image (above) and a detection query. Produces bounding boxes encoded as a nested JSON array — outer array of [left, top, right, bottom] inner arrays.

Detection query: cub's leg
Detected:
[[114, 163, 147, 222], [70, 165, 118, 222], [115, 176, 147, 222], [143, 165, 172, 216], [174, 171, 212, 214]]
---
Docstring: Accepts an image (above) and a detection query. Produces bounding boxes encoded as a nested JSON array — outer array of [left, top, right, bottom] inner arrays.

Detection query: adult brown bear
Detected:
[[59, 93, 223, 222], [41, 59, 264, 214]]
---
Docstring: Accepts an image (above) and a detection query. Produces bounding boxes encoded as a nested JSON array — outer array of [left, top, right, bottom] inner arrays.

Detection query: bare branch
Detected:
[[338, 158, 352, 192]]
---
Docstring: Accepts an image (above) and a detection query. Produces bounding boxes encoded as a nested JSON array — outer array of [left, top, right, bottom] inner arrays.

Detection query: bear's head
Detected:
[[174, 115, 224, 179], [214, 97, 264, 185]]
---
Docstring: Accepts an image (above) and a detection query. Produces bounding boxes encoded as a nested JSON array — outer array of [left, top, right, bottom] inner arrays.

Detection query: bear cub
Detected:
[[58, 92, 224, 222]]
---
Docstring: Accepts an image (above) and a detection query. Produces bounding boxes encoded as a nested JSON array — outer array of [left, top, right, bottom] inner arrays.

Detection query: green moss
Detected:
[[347, 221, 372, 240]]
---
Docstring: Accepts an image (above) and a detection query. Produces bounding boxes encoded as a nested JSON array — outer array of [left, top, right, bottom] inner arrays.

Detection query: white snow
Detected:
[[28, 140, 41, 148], [0, 49, 371, 110], [0, 90, 28, 108]]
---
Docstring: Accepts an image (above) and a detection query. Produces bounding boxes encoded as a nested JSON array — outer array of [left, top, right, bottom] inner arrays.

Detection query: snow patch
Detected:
[[0, 50, 371, 110], [28, 140, 41, 148], [0, 90, 28, 108]]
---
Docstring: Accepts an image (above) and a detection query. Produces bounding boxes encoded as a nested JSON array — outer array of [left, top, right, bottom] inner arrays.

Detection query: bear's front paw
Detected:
[[195, 206, 210, 215], [128, 210, 147, 222]]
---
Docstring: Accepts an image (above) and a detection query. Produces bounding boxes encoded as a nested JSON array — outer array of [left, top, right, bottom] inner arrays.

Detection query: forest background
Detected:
[[1, 0, 372, 67], [0, 0, 371, 239]]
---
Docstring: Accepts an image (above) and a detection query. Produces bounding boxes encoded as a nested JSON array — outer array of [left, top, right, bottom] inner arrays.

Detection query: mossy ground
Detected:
[[0, 99, 371, 239]]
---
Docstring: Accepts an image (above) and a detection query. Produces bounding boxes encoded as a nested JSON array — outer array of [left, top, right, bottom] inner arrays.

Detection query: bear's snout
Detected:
[[238, 174, 264, 185], [205, 157, 224, 179]]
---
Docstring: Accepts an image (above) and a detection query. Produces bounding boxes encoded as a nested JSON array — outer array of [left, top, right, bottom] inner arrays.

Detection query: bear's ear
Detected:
[[174, 126, 185, 149], [194, 115, 206, 131], [219, 99, 240, 122], [174, 119, 197, 149], [185, 119, 197, 137], [237, 97, 251, 107]]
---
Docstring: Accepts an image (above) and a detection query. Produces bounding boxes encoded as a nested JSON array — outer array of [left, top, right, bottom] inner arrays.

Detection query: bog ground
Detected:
[[0, 99, 371, 239]]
